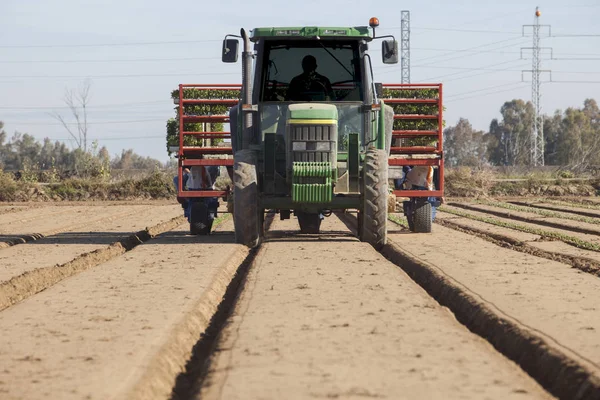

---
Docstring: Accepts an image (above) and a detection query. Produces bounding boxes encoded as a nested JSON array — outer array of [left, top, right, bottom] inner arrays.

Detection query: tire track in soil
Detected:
[[369, 215, 600, 400], [433, 212, 600, 278], [184, 215, 552, 400]]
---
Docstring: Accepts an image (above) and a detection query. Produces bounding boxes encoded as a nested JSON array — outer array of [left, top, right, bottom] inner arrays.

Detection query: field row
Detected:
[[0, 198, 599, 399]]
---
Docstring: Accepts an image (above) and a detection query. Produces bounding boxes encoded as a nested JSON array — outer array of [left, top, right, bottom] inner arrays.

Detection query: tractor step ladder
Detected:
[[383, 83, 444, 198], [176, 84, 241, 199]]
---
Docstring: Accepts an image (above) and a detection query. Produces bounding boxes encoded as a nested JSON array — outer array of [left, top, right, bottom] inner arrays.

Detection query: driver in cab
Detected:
[[285, 55, 334, 102]]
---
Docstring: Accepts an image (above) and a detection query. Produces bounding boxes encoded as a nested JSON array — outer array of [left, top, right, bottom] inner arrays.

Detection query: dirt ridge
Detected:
[[0, 208, 139, 250], [120, 213, 275, 400], [449, 202, 600, 237], [509, 201, 600, 219], [380, 241, 600, 400], [338, 212, 600, 400], [434, 217, 600, 278], [0, 215, 188, 312]]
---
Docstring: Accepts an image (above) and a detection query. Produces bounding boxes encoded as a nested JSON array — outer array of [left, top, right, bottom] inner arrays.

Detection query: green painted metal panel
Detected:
[[287, 104, 338, 120], [251, 27, 371, 41], [292, 161, 335, 203]]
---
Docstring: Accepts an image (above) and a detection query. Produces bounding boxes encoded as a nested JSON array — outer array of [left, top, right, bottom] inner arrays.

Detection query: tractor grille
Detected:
[[290, 124, 337, 162]]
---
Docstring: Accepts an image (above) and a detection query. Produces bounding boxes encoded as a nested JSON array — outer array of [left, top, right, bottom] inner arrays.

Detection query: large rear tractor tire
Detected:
[[233, 150, 261, 248], [413, 199, 432, 233], [297, 212, 322, 234], [359, 148, 388, 250]]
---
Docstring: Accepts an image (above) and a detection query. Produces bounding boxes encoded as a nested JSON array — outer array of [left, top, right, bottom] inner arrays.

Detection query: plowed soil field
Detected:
[[1, 198, 600, 399]]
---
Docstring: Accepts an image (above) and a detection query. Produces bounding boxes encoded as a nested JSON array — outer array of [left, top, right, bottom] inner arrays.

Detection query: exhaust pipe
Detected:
[[240, 28, 253, 149]]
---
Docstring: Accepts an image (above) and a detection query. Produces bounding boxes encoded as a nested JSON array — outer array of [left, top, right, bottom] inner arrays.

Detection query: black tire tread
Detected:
[[414, 200, 432, 233], [233, 150, 260, 247], [360, 148, 388, 249]]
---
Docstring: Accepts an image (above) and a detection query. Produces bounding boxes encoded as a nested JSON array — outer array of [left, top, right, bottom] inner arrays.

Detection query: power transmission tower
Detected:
[[521, 7, 552, 167], [401, 10, 410, 83]]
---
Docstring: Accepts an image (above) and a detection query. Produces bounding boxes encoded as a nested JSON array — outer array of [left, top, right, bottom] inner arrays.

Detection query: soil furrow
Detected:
[[193, 215, 552, 400], [450, 202, 600, 237], [0, 208, 140, 249], [440, 204, 600, 250], [372, 218, 600, 400], [433, 213, 600, 278], [0, 205, 186, 282], [509, 201, 600, 219], [0, 217, 244, 400], [0, 214, 188, 312]]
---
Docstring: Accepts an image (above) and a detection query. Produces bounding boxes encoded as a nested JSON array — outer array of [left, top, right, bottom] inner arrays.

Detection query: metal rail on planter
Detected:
[[382, 83, 444, 199], [174, 83, 443, 200], [176, 84, 241, 199]]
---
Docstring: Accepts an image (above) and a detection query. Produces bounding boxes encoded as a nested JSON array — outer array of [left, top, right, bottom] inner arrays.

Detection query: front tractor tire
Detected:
[[233, 150, 261, 248], [359, 148, 388, 250]]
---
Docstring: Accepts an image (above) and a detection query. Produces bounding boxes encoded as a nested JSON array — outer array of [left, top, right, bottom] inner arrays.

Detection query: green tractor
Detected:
[[222, 18, 398, 249]]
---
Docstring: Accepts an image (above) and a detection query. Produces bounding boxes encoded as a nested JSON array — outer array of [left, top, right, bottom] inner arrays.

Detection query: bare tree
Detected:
[[51, 79, 92, 152]]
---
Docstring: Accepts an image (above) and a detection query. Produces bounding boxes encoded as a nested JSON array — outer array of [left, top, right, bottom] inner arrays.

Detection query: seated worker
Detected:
[[285, 55, 334, 102]]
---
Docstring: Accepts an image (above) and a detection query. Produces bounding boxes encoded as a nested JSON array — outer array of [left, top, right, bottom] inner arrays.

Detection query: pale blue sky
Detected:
[[1, 0, 599, 162]]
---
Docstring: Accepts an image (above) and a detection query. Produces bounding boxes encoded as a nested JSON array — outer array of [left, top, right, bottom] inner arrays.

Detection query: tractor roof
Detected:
[[250, 26, 372, 42]]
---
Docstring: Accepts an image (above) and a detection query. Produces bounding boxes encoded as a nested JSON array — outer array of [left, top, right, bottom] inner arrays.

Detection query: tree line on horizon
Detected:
[[0, 122, 165, 180], [444, 98, 600, 172]]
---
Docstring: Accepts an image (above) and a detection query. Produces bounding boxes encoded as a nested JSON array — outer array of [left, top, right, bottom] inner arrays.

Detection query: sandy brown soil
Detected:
[[196, 216, 552, 400], [385, 219, 600, 377], [435, 211, 600, 265], [443, 204, 600, 246], [451, 202, 600, 236], [0, 204, 183, 284], [510, 200, 600, 218], [0, 218, 245, 400]]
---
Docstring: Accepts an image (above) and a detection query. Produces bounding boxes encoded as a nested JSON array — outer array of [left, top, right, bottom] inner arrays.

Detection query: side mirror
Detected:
[[382, 39, 399, 64], [374, 83, 383, 98], [222, 39, 239, 63]]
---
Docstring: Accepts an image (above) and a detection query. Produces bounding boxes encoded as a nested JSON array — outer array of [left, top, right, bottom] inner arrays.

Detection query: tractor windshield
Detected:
[[260, 40, 363, 102]]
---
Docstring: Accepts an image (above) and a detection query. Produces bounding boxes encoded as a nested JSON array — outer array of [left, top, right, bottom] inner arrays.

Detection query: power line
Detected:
[[0, 72, 239, 80], [445, 82, 527, 99], [545, 80, 600, 84], [419, 59, 526, 81], [8, 118, 167, 126], [0, 56, 221, 64], [413, 36, 529, 65], [48, 135, 166, 141], [445, 83, 530, 103], [413, 27, 521, 35], [551, 34, 600, 37], [0, 39, 220, 49], [0, 100, 168, 110], [552, 57, 600, 61]]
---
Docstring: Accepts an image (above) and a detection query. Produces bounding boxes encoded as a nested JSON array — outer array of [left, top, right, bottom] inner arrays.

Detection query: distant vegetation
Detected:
[[444, 98, 600, 174]]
